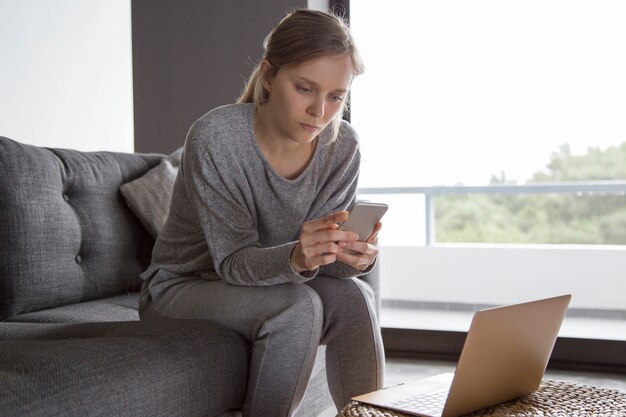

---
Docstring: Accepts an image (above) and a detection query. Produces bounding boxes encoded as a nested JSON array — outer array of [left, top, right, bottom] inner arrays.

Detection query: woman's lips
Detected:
[[300, 123, 320, 133]]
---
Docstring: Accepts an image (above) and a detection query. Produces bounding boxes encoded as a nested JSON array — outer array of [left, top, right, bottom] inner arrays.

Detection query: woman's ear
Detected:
[[259, 59, 274, 93]]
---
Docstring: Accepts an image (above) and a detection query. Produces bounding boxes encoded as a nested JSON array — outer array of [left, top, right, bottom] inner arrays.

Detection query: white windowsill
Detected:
[[381, 306, 626, 341]]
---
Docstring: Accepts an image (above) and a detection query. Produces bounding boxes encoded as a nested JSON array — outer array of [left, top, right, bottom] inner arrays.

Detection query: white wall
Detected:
[[380, 245, 626, 311], [0, 0, 133, 152], [307, 0, 329, 12]]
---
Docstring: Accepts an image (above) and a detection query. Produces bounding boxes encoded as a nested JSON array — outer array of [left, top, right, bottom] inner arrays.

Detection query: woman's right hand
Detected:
[[291, 211, 359, 273]]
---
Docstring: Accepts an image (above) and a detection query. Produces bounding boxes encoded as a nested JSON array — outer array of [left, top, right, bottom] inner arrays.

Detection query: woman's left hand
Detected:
[[335, 222, 382, 271]]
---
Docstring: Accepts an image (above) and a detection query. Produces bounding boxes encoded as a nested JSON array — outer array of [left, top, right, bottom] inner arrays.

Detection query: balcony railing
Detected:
[[359, 180, 626, 246]]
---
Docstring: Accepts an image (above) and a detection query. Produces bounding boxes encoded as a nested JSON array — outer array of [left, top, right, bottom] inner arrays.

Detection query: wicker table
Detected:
[[340, 380, 626, 416]]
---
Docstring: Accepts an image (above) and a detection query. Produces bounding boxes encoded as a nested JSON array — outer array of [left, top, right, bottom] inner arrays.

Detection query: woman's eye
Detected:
[[297, 86, 312, 94], [330, 95, 345, 102]]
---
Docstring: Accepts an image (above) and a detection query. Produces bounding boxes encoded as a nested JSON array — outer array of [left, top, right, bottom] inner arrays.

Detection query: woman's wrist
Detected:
[[290, 243, 308, 273], [357, 255, 377, 272]]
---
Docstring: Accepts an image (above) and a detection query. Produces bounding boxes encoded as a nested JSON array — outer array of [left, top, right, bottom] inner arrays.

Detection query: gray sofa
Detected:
[[0, 136, 380, 417]]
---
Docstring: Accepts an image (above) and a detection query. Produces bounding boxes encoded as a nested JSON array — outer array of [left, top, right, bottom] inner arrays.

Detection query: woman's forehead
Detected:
[[282, 55, 354, 90]]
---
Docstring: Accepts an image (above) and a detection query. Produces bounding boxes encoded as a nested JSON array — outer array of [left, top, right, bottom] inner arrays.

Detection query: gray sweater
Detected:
[[142, 103, 370, 298]]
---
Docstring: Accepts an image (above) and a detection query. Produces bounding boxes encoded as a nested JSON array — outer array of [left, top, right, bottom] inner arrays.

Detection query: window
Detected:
[[350, 1, 626, 345]]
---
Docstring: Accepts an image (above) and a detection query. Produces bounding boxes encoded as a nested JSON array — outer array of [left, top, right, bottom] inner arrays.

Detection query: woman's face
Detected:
[[262, 54, 354, 146]]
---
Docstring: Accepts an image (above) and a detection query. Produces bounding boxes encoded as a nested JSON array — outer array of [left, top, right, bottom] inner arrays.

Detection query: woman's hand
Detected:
[[291, 211, 359, 273], [335, 221, 382, 271]]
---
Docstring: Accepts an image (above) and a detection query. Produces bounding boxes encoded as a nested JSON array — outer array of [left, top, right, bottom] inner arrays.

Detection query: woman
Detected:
[[139, 9, 384, 416]]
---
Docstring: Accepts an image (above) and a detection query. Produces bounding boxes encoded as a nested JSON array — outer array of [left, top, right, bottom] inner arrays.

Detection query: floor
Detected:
[[319, 357, 626, 416]]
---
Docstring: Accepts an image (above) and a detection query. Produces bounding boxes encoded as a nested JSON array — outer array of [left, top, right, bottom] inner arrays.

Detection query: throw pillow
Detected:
[[120, 147, 183, 238]]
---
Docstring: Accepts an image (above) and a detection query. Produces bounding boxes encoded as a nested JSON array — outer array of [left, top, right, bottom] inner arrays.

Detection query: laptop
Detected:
[[353, 294, 572, 417]]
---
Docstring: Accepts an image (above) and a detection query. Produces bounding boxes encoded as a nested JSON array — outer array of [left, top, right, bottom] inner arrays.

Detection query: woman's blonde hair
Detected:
[[237, 8, 365, 142]]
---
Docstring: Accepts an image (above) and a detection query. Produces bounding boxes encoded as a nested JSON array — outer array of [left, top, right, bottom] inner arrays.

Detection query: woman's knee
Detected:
[[308, 276, 374, 308], [269, 282, 324, 324], [306, 277, 378, 332], [254, 283, 324, 350]]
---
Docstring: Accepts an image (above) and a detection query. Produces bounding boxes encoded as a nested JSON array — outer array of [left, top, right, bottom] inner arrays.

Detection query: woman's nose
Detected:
[[307, 97, 325, 118]]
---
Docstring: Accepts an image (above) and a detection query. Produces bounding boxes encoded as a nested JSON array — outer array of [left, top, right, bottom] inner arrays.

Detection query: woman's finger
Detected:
[[365, 221, 382, 243], [336, 249, 375, 270], [302, 229, 357, 246], [339, 241, 376, 256], [336, 240, 378, 267], [301, 241, 341, 257], [301, 211, 349, 234]]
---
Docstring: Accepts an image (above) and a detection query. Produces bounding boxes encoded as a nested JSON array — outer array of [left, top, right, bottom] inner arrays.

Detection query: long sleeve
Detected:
[[183, 121, 310, 286]]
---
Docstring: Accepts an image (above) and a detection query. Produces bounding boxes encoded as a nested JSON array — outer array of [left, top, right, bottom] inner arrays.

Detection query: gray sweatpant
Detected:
[[139, 275, 384, 417]]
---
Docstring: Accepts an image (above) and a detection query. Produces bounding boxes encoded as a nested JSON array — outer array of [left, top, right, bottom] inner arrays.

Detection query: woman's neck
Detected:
[[254, 107, 317, 179]]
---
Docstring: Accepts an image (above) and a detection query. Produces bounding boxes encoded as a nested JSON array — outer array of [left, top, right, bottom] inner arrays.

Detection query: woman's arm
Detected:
[[183, 122, 310, 286]]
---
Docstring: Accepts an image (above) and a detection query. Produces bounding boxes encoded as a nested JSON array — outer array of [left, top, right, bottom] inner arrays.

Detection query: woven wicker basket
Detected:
[[340, 380, 626, 417]]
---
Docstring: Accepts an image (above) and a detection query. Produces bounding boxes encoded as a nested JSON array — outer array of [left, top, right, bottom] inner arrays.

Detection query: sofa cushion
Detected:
[[5, 293, 140, 323], [0, 319, 249, 417], [0, 137, 164, 320], [120, 147, 183, 238]]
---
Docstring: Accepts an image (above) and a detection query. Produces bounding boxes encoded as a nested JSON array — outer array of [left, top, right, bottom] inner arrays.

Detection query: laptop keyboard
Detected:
[[387, 389, 448, 415]]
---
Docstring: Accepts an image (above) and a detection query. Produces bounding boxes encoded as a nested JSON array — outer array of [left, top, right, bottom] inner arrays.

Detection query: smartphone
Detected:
[[339, 201, 388, 241]]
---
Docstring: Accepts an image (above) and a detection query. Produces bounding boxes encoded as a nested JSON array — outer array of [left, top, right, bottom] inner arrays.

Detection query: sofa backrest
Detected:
[[0, 137, 164, 320]]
